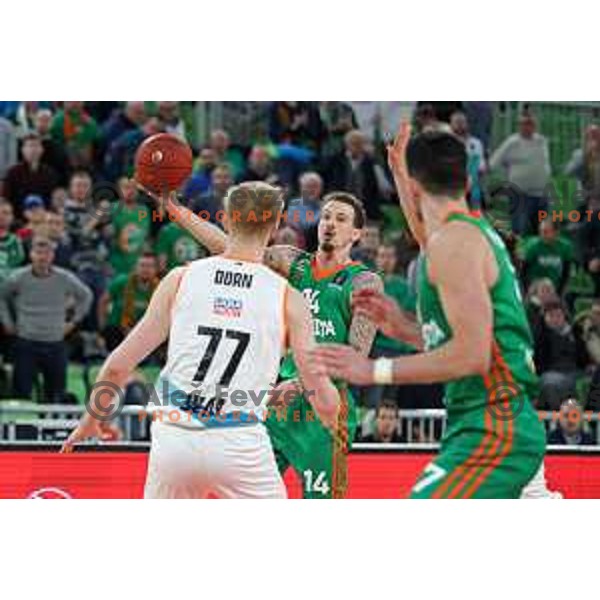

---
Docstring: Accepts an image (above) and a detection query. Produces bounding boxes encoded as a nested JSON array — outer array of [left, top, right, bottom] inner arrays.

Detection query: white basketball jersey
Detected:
[[159, 256, 288, 424]]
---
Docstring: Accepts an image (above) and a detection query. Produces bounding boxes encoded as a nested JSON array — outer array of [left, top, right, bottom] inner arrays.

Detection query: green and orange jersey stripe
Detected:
[[431, 341, 515, 499]]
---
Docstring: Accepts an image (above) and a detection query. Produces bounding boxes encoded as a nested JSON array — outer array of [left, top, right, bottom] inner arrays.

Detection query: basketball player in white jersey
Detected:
[[62, 182, 340, 499]]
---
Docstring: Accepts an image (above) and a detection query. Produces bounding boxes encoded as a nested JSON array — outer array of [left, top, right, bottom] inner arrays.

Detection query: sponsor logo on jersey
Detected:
[[214, 269, 253, 289], [213, 296, 243, 318], [421, 319, 446, 351], [313, 318, 336, 338]]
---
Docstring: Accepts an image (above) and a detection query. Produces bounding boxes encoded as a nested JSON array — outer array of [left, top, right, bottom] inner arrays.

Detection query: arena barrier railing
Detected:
[[1, 404, 599, 446]]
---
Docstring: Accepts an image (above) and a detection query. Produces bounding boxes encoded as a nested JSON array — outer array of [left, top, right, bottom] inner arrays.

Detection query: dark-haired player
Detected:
[[313, 124, 547, 498], [159, 190, 382, 498]]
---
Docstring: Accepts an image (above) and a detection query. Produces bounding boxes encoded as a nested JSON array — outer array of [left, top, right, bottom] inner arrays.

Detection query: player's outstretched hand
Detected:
[[60, 415, 121, 453], [352, 288, 412, 341], [310, 344, 374, 386]]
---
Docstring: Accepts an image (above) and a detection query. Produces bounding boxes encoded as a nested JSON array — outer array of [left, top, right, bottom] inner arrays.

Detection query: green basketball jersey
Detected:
[[417, 212, 539, 412], [279, 252, 371, 383]]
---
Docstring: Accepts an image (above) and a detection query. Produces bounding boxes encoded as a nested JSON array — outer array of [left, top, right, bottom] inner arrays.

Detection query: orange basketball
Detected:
[[134, 133, 193, 195]]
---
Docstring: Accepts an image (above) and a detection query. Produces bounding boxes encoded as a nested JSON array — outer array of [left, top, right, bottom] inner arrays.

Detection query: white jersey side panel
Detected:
[[159, 256, 287, 423]]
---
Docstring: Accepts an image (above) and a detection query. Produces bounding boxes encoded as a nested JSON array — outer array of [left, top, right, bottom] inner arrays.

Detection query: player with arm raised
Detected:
[[156, 189, 382, 498], [63, 182, 340, 499], [312, 128, 547, 499]]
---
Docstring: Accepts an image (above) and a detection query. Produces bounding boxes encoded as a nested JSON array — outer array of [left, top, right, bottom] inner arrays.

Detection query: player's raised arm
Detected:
[[285, 285, 340, 428], [347, 271, 384, 355], [388, 122, 427, 248], [61, 267, 186, 451]]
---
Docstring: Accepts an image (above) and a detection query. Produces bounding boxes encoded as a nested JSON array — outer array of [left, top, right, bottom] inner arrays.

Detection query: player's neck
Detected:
[[315, 248, 352, 270], [422, 197, 469, 240], [222, 239, 265, 263]]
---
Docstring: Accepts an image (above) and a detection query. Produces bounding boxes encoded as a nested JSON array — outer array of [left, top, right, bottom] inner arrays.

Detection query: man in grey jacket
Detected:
[[0, 237, 93, 402]]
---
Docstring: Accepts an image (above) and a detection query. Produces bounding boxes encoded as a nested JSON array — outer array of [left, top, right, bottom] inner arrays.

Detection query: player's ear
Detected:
[[352, 228, 363, 244]]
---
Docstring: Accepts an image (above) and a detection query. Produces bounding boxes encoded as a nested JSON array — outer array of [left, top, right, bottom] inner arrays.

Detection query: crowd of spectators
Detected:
[[0, 101, 599, 446]]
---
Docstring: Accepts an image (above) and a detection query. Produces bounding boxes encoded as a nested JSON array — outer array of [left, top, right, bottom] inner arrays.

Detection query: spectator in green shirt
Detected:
[[521, 219, 574, 294], [156, 220, 209, 274], [0, 200, 24, 283], [49, 102, 100, 171], [109, 177, 151, 276], [98, 252, 159, 351]]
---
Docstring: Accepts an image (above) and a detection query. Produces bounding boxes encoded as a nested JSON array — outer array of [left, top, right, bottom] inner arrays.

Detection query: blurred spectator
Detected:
[[209, 129, 245, 180], [490, 112, 551, 235], [534, 301, 586, 410], [101, 101, 147, 150], [352, 221, 380, 269], [3, 133, 58, 219], [268, 102, 324, 152], [0, 201, 24, 283], [565, 125, 600, 195], [319, 102, 358, 158], [360, 399, 405, 443], [183, 147, 219, 200], [0, 237, 92, 402], [109, 177, 151, 276], [16, 195, 47, 244], [287, 172, 323, 253], [463, 101, 494, 152], [525, 278, 560, 331], [50, 102, 100, 170], [41, 211, 73, 269], [324, 129, 382, 220], [189, 163, 233, 226], [521, 219, 573, 294], [51, 186, 68, 214], [547, 399, 595, 445], [450, 110, 486, 209], [63, 171, 110, 333], [14, 101, 41, 137], [575, 298, 600, 369], [239, 145, 278, 184], [0, 116, 17, 182], [414, 103, 440, 132], [34, 108, 69, 185], [576, 193, 600, 295], [98, 253, 160, 351], [157, 102, 186, 140], [104, 116, 163, 182]]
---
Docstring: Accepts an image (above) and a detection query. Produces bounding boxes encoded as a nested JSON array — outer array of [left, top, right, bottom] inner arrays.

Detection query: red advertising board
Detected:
[[0, 450, 597, 498]]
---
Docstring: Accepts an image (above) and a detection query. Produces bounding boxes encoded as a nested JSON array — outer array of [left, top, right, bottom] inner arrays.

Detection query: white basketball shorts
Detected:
[[144, 421, 287, 499]]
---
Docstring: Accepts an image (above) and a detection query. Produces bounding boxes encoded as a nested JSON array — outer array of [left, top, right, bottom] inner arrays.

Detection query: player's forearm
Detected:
[[384, 341, 491, 385], [387, 315, 424, 351], [168, 200, 227, 255]]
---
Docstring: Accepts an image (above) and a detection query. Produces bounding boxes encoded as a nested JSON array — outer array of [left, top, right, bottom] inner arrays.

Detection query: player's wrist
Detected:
[[373, 358, 394, 385]]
